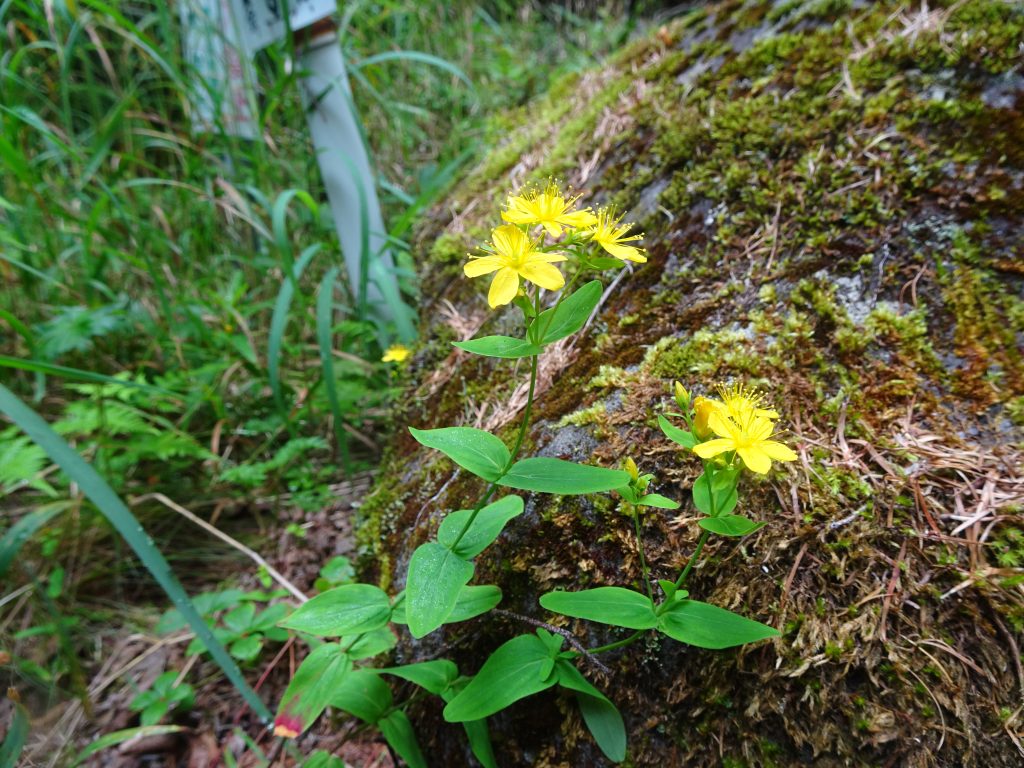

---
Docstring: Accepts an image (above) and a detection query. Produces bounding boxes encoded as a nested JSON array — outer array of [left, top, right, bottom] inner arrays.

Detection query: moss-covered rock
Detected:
[[360, 1, 1024, 765]]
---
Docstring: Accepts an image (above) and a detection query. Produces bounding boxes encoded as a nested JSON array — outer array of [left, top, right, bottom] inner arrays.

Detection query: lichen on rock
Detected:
[[359, 1, 1024, 765]]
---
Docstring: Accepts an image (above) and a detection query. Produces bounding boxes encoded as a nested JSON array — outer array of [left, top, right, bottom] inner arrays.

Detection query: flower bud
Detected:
[[624, 457, 640, 482], [673, 381, 690, 410], [693, 396, 716, 439]]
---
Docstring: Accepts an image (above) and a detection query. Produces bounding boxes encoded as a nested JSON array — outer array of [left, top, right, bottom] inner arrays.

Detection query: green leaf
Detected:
[[379, 710, 428, 768], [405, 542, 474, 638], [437, 495, 524, 558], [658, 580, 688, 603], [347, 626, 397, 659], [535, 280, 602, 344], [658, 599, 779, 649], [304, 751, 346, 768], [0, 702, 28, 768], [279, 584, 391, 637], [0, 503, 65, 577], [376, 660, 459, 695], [501, 458, 630, 495], [453, 336, 543, 359], [223, 603, 257, 634], [698, 515, 766, 537], [636, 492, 680, 510], [555, 661, 626, 762], [443, 633, 559, 722], [0, 384, 270, 722], [70, 726, 187, 767], [589, 256, 628, 270], [441, 681, 499, 768], [460, 718, 498, 768], [692, 468, 739, 516], [319, 555, 355, 586], [448, 584, 503, 622], [230, 635, 263, 661], [274, 644, 352, 736], [328, 668, 392, 723], [540, 587, 658, 630], [389, 584, 501, 626], [658, 415, 697, 449], [409, 427, 510, 481]]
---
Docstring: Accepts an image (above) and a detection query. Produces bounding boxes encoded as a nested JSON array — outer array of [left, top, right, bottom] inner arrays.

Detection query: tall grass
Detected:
[[0, 0, 645, 756]]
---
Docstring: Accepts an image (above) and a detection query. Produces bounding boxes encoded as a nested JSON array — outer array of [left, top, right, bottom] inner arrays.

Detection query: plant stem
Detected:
[[672, 458, 717, 588], [584, 630, 644, 655], [449, 352, 539, 549], [507, 352, 539, 464], [631, 503, 654, 601], [674, 529, 710, 589]]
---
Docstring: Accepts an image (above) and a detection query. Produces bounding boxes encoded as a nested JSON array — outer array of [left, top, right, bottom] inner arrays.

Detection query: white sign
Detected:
[[231, 0, 336, 52], [180, 0, 258, 139]]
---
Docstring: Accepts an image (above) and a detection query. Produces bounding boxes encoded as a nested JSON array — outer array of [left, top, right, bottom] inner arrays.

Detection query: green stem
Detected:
[[674, 529, 710, 590], [449, 352, 539, 550], [535, 270, 581, 343], [584, 630, 644, 655], [631, 503, 654, 601]]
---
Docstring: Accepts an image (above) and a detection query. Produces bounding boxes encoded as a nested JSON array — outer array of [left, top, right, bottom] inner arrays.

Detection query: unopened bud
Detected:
[[624, 457, 639, 482], [673, 381, 690, 410], [693, 396, 716, 439]]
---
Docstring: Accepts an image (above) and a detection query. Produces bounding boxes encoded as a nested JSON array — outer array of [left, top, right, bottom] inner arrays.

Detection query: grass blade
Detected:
[[353, 50, 473, 90], [0, 702, 28, 768], [71, 725, 187, 767], [0, 383, 271, 722], [315, 266, 351, 473], [0, 502, 67, 577], [268, 244, 322, 420]]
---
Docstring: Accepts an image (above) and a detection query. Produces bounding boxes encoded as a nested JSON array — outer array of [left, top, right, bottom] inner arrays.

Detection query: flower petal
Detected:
[[518, 260, 565, 292], [708, 411, 740, 439], [491, 224, 527, 259], [464, 256, 504, 277], [488, 267, 519, 308], [525, 250, 568, 264], [759, 440, 797, 462], [692, 438, 735, 458], [558, 209, 598, 229], [541, 221, 563, 238], [737, 446, 772, 474], [601, 242, 647, 263]]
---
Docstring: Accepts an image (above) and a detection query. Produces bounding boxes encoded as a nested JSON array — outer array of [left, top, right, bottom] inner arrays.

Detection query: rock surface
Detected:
[[360, 2, 1024, 765]]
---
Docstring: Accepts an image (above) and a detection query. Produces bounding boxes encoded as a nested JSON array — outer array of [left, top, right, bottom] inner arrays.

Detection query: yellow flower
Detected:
[[624, 457, 640, 482], [692, 411, 797, 475], [464, 224, 567, 308], [382, 344, 411, 363], [501, 182, 598, 237], [692, 396, 718, 439], [582, 209, 646, 263], [716, 383, 779, 422]]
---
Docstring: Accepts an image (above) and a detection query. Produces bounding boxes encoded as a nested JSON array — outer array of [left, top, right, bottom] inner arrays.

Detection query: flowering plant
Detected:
[[271, 183, 795, 765]]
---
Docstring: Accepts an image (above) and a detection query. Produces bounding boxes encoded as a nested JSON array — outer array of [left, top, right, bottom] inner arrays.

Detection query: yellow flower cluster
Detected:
[[464, 182, 646, 308], [689, 384, 796, 474]]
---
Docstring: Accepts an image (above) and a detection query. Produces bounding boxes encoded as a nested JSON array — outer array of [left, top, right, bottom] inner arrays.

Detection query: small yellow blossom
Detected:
[[501, 182, 598, 237], [692, 396, 717, 439], [624, 457, 640, 482], [693, 412, 797, 475], [464, 224, 567, 308], [382, 344, 411, 363], [715, 383, 779, 422], [582, 209, 646, 263]]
